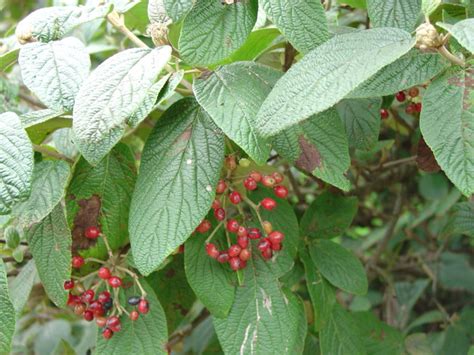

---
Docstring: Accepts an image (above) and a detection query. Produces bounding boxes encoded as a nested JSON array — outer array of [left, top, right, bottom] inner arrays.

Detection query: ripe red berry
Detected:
[[229, 191, 242, 204], [89, 301, 105, 317], [206, 243, 220, 259], [130, 310, 139, 321], [106, 316, 121, 332], [258, 238, 271, 252], [248, 228, 261, 240], [83, 310, 94, 321], [84, 226, 100, 239], [406, 103, 416, 114], [271, 242, 282, 251], [272, 172, 284, 184], [228, 244, 242, 258], [108, 276, 122, 288], [415, 102, 422, 113], [237, 235, 249, 249], [408, 87, 419, 98], [226, 219, 240, 233], [225, 156, 237, 170], [217, 252, 229, 263], [395, 91, 406, 102], [67, 294, 80, 306], [72, 256, 85, 269], [216, 180, 227, 194], [268, 231, 284, 245], [237, 226, 248, 238], [98, 267, 112, 280], [212, 199, 221, 210], [244, 177, 258, 191], [96, 317, 107, 328], [214, 208, 226, 221], [138, 299, 150, 314], [239, 249, 251, 261], [261, 248, 273, 260], [273, 185, 288, 199], [81, 289, 95, 304], [262, 175, 276, 187], [64, 280, 75, 290], [380, 108, 389, 119], [98, 291, 111, 304], [229, 257, 242, 271], [261, 198, 277, 211], [196, 220, 212, 234], [249, 171, 262, 182], [102, 328, 114, 340]]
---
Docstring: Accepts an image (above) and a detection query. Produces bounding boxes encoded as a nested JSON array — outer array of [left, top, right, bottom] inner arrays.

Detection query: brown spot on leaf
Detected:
[[416, 137, 440, 173], [165, 268, 176, 278], [295, 135, 322, 172], [198, 70, 214, 81], [169, 127, 192, 156], [71, 195, 101, 252]]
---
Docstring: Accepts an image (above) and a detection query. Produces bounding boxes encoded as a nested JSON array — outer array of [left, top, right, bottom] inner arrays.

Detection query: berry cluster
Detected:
[[380, 86, 423, 120], [196, 161, 288, 272], [64, 227, 149, 340]]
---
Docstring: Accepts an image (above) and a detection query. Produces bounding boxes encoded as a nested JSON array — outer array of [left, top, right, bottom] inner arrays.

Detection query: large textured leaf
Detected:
[[15, 5, 111, 43], [442, 202, 474, 238], [8, 260, 37, 317], [72, 46, 172, 165], [272, 108, 351, 191], [422, 0, 441, 15], [66, 144, 136, 258], [256, 28, 415, 137], [367, 0, 422, 32], [446, 19, 474, 53], [320, 305, 366, 355], [96, 281, 168, 355], [194, 62, 278, 164], [309, 239, 368, 295], [0, 259, 15, 354], [261, 0, 329, 53], [0, 112, 34, 214], [349, 50, 448, 99], [19, 37, 90, 112], [11, 160, 71, 228], [130, 98, 225, 275], [420, 66, 474, 197], [26, 204, 72, 308], [178, 0, 258, 66], [148, 0, 171, 24], [337, 98, 382, 151], [20, 109, 66, 128], [165, 0, 194, 22]]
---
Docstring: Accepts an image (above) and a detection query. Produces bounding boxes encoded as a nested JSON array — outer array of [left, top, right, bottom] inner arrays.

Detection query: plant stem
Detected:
[[101, 233, 114, 260], [205, 221, 224, 243], [33, 144, 74, 164], [437, 45, 465, 67], [116, 265, 147, 297], [107, 11, 148, 49]]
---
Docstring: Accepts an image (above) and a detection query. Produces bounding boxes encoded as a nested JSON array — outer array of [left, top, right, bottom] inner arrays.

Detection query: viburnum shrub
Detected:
[[0, 0, 473, 354]]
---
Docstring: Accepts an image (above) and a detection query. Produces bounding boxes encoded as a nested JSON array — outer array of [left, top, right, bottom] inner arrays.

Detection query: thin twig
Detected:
[[33, 144, 74, 164], [284, 164, 304, 203], [166, 309, 210, 349], [437, 45, 465, 67]]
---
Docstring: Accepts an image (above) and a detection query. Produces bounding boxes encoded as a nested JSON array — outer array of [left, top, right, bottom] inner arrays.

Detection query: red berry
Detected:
[[206, 243, 220, 259], [178, 245, 185, 253], [96, 317, 107, 328], [249, 171, 262, 182], [258, 238, 271, 252], [248, 228, 262, 240], [98, 267, 112, 280], [380, 109, 389, 119], [108, 276, 122, 288], [262, 175, 276, 188], [138, 299, 150, 314], [102, 328, 114, 340], [196, 220, 212, 234], [226, 219, 240, 233], [228, 244, 242, 258], [237, 235, 249, 249], [83, 310, 94, 321], [229, 191, 242, 204], [107, 316, 122, 332], [273, 185, 288, 199], [244, 177, 258, 191], [214, 208, 226, 221], [84, 226, 100, 239], [81, 289, 95, 304], [408, 87, 419, 98], [261, 198, 277, 211], [268, 231, 284, 245], [217, 252, 229, 263], [406, 103, 416, 114], [64, 280, 75, 290], [229, 257, 242, 271], [261, 248, 273, 260], [89, 301, 105, 317], [130, 310, 139, 321], [216, 180, 227, 194], [239, 249, 251, 261], [395, 91, 406, 102], [72, 256, 85, 269], [272, 172, 284, 184], [237, 226, 248, 238], [212, 199, 221, 210], [67, 294, 80, 306], [74, 303, 86, 315], [225, 156, 237, 170], [98, 291, 111, 304], [271, 242, 282, 251], [415, 102, 422, 113]]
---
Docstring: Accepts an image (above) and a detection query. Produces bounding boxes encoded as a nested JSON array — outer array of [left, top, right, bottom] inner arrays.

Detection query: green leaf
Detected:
[[272, 108, 351, 191], [367, 0, 422, 32], [194, 62, 278, 164], [420, 65, 474, 197], [72, 46, 172, 165], [96, 281, 168, 355], [15, 4, 111, 43], [12, 160, 71, 228], [319, 304, 367, 355], [164, 0, 194, 22], [309, 239, 368, 295], [213, 251, 307, 355], [20, 109, 66, 128], [130, 98, 225, 275], [337, 98, 382, 151], [178, 0, 258, 66], [156, 70, 184, 105], [256, 28, 415, 137], [0, 112, 34, 215], [26, 203, 72, 308], [0, 48, 19, 72], [185, 228, 236, 318], [261, 0, 329, 53], [300, 250, 335, 331], [8, 260, 37, 317], [148, 0, 171, 24], [442, 202, 474, 238], [19, 37, 90, 112], [0, 259, 15, 354], [444, 19, 474, 53], [349, 50, 449, 99], [422, 0, 441, 16], [25, 117, 72, 145], [66, 144, 136, 259]]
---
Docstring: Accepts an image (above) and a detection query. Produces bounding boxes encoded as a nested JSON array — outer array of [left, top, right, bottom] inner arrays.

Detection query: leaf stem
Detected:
[[33, 144, 74, 164], [205, 221, 224, 244], [116, 265, 147, 297], [106, 11, 148, 49], [437, 45, 465, 67], [100, 233, 114, 260]]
